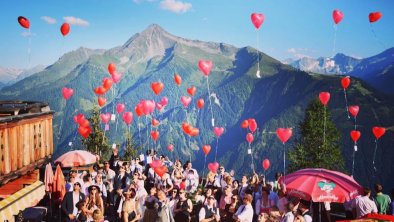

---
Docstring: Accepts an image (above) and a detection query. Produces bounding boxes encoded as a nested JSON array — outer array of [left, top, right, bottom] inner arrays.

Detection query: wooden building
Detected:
[[0, 101, 54, 221]]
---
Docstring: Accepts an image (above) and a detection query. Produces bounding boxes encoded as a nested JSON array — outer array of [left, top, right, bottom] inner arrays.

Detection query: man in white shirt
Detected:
[[352, 187, 378, 218], [103, 161, 116, 181], [233, 194, 254, 222], [199, 195, 220, 222], [215, 166, 227, 188], [282, 202, 295, 222]]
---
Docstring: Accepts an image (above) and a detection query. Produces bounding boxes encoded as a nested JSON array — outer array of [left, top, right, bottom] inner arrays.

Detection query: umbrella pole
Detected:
[[319, 202, 321, 222]]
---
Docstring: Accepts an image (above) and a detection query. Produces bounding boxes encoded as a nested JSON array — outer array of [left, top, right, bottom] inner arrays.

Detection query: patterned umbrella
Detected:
[[54, 150, 97, 167], [280, 168, 363, 203]]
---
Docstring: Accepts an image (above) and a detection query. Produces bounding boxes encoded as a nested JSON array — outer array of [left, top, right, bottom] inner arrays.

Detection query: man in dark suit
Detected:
[[61, 182, 85, 221]]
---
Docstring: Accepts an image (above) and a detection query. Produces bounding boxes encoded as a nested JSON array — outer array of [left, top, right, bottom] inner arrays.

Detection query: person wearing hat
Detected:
[[199, 195, 220, 222], [61, 181, 85, 221], [298, 200, 312, 222], [87, 184, 104, 218]]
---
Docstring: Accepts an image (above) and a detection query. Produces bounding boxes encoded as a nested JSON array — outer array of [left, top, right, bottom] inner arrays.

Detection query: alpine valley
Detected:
[[1, 24, 393, 190]]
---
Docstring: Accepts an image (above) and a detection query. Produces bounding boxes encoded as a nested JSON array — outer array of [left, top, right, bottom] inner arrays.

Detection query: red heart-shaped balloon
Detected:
[[98, 96, 107, 107], [213, 127, 224, 138], [248, 119, 258, 133], [372, 127, 386, 140], [189, 127, 200, 137], [154, 166, 168, 178], [150, 131, 160, 141], [18, 16, 30, 29], [341, 76, 350, 89], [174, 74, 182, 86], [251, 13, 265, 29], [60, 23, 70, 36], [348, 106, 359, 118], [198, 60, 213, 76], [187, 86, 197, 96], [108, 63, 116, 75], [94, 86, 107, 95], [150, 159, 163, 169], [276, 128, 293, 144], [116, 103, 125, 114], [319, 92, 331, 106], [100, 113, 111, 124], [180, 96, 192, 108], [197, 98, 204, 109], [333, 9, 344, 24], [167, 144, 174, 152], [78, 126, 91, 139], [151, 82, 164, 95], [241, 120, 249, 129], [208, 162, 219, 173], [350, 130, 361, 143], [62, 87, 74, 100], [246, 133, 254, 144], [122, 112, 133, 125], [202, 145, 211, 156], [79, 119, 90, 128], [152, 118, 160, 127], [262, 159, 270, 170], [369, 12, 382, 23], [102, 78, 113, 90]]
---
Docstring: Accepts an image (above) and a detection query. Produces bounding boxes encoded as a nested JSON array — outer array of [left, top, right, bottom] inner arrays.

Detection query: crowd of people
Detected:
[[60, 148, 394, 222]]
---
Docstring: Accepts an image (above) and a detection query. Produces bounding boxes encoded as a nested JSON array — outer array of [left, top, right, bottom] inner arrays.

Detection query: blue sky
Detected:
[[1, 0, 393, 68]]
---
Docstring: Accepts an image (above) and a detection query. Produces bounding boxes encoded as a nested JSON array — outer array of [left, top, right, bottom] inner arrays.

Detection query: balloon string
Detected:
[[202, 155, 207, 186], [256, 28, 260, 74], [332, 25, 337, 58], [283, 143, 286, 180], [28, 29, 31, 69], [351, 146, 355, 177], [214, 138, 219, 162], [354, 117, 357, 130], [115, 115, 119, 135], [145, 116, 149, 152], [344, 89, 350, 119], [247, 143, 255, 173], [370, 23, 386, 49], [373, 139, 378, 173], [188, 136, 191, 162], [57, 99, 67, 139], [138, 117, 141, 145], [206, 77, 215, 127], [323, 106, 326, 147]]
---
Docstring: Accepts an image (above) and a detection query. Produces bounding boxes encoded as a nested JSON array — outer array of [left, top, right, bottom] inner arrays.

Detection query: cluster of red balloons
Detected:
[[74, 113, 91, 139], [149, 159, 168, 177], [135, 100, 156, 117], [182, 122, 199, 137]]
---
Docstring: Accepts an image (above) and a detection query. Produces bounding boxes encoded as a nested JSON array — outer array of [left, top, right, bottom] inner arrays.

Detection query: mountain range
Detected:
[[284, 48, 394, 95], [1, 24, 393, 191], [0, 65, 45, 88]]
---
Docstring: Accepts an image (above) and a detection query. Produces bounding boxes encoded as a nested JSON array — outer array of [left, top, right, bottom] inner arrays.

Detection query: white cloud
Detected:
[[287, 48, 312, 59], [160, 0, 192, 14], [63, 16, 89, 27], [41, 16, 56, 24]]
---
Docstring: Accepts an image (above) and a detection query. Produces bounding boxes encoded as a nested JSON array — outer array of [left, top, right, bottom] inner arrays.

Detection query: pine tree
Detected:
[[289, 99, 345, 172], [82, 106, 111, 161], [122, 130, 140, 161]]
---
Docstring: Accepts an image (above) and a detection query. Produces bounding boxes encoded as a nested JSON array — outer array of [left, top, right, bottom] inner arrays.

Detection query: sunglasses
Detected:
[[104, 163, 109, 165], [74, 183, 81, 187], [219, 168, 224, 170]]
